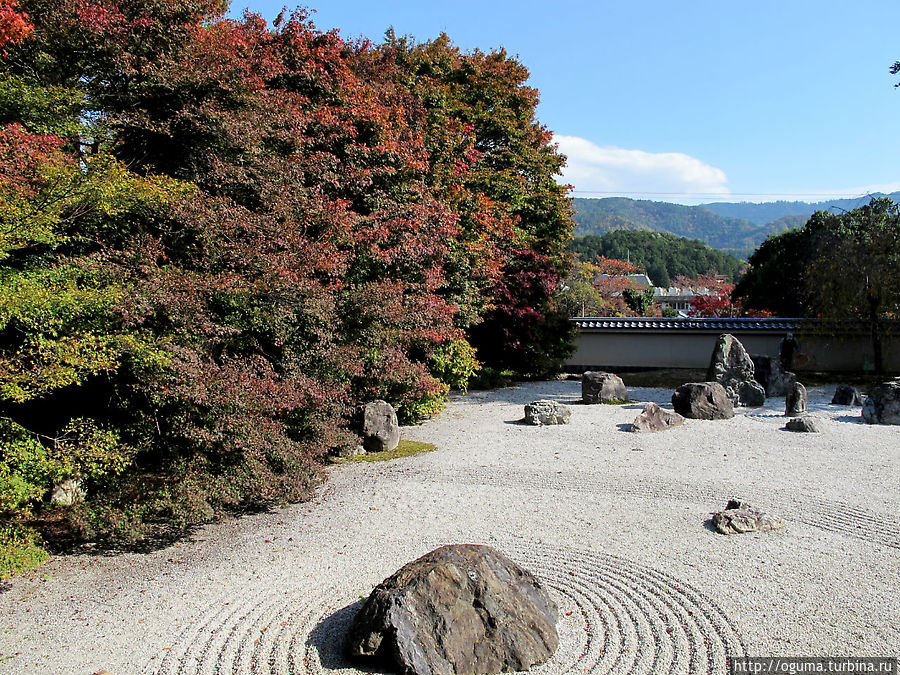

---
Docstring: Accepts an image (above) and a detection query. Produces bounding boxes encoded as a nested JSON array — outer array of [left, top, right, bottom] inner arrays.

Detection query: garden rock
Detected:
[[50, 479, 85, 506], [712, 499, 784, 535], [630, 402, 684, 433], [785, 382, 808, 416], [707, 334, 762, 406], [832, 384, 863, 406], [581, 371, 627, 403], [362, 400, 400, 452], [524, 400, 571, 425], [751, 354, 795, 397], [862, 379, 900, 425], [785, 416, 821, 433], [346, 544, 559, 675], [671, 382, 734, 420]]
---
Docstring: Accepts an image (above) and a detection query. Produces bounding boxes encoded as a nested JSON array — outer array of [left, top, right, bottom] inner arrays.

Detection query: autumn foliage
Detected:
[[0, 0, 574, 551]]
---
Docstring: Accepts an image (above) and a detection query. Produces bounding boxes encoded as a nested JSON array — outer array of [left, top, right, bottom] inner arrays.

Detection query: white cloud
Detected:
[[553, 134, 730, 202]]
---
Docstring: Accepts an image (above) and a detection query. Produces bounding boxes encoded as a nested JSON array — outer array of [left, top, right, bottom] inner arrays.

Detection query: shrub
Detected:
[[0, 524, 48, 578]]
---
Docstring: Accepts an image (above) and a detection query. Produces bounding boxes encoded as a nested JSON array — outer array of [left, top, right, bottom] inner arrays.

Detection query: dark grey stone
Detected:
[[738, 380, 766, 407], [831, 384, 863, 406], [750, 354, 796, 397], [785, 416, 821, 433], [671, 382, 734, 420], [524, 400, 571, 426], [712, 499, 784, 535], [346, 544, 559, 675], [785, 382, 808, 416], [581, 371, 628, 404], [362, 400, 400, 452], [707, 334, 762, 406], [862, 379, 900, 425], [630, 402, 685, 433]]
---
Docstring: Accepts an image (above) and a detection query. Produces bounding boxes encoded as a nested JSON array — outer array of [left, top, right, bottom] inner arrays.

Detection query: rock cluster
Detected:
[[671, 382, 734, 420], [712, 499, 784, 535], [751, 354, 796, 397], [630, 402, 684, 433], [346, 544, 559, 675], [581, 371, 628, 403], [862, 379, 900, 425], [706, 334, 765, 407], [524, 400, 571, 426]]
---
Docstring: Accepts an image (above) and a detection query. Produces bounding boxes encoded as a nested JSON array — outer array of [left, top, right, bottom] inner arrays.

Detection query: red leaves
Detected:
[[0, 0, 32, 49]]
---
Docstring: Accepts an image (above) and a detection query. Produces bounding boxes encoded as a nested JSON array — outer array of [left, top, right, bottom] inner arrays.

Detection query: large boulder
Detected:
[[362, 400, 400, 452], [346, 544, 559, 675], [785, 382, 808, 416], [630, 402, 685, 433], [862, 379, 900, 425], [524, 400, 571, 426], [671, 382, 734, 420], [581, 371, 628, 404], [832, 384, 863, 406], [712, 499, 784, 535], [751, 354, 796, 397], [706, 334, 762, 406]]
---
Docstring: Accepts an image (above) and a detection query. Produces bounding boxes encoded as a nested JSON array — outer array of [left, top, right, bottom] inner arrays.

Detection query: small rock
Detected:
[[630, 402, 685, 433], [331, 442, 365, 458], [785, 381, 808, 416], [712, 499, 784, 535], [524, 400, 571, 426], [581, 371, 628, 403], [346, 544, 559, 675], [785, 416, 821, 433], [831, 384, 863, 406], [861, 379, 900, 425], [362, 400, 400, 452], [671, 382, 734, 420]]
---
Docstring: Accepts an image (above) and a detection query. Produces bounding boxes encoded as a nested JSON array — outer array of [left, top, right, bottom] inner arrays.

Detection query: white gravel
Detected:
[[1, 381, 899, 674]]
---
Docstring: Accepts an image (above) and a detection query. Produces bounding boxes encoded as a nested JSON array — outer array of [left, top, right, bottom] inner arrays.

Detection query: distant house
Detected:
[[654, 285, 718, 314]]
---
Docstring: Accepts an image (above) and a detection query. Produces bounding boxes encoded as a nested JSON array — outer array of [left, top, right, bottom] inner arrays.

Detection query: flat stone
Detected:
[[524, 400, 571, 426], [671, 382, 734, 420], [712, 499, 784, 535], [581, 371, 628, 404], [346, 544, 559, 675], [785, 416, 821, 432], [630, 402, 685, 433]]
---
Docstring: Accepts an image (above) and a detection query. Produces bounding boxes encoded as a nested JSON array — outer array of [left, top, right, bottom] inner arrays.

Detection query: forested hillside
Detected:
[[700, 192, 900, 225], [569, 231, 743, 286], [0, 0, 574, 566]]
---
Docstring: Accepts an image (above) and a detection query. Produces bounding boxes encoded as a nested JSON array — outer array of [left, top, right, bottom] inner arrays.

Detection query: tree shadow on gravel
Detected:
[[0, 580, 12, 594], [307, 600, 393, 673]]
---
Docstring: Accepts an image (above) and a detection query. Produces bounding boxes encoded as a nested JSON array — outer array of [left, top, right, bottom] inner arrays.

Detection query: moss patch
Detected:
[[342, 439, 437, 463]]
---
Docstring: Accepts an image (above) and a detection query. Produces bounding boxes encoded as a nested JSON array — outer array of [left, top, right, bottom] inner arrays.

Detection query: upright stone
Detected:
[[581, 371, 628, 403], [785, 382, 808, 416], [362, 400, 400, 452], [862, 379, 900, 425], [832, 384, 863, 406], [671, 382, 734, 420], [346, 544, 559, 675], [707, 334, 763, 406]]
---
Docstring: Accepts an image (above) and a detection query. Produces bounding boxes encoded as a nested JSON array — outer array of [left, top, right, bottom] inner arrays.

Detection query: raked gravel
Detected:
[[1, 381, 899, 674]]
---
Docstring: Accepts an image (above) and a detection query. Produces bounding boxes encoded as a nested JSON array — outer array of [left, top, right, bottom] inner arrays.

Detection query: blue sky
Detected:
[[236, 1, 900, 205]]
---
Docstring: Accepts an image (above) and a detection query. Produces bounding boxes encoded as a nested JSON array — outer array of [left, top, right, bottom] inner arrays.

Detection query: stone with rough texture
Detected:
[[524, 400, 571, 426], [630, 402, 685, 433], [346, 544, 559, 675], [712, 499, 784, 535], [785, 416, 821, 433], [751, 354, 795, 397], [581, 371, 628, 404], [832, 384, 863, 406], [50, 479, 85, 506], [362, 400, 400, 452], [785, 382, 808, 416], [671, 382, 734, 420], [862, 379, 900, 425], [706, 334, 762, 407]]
